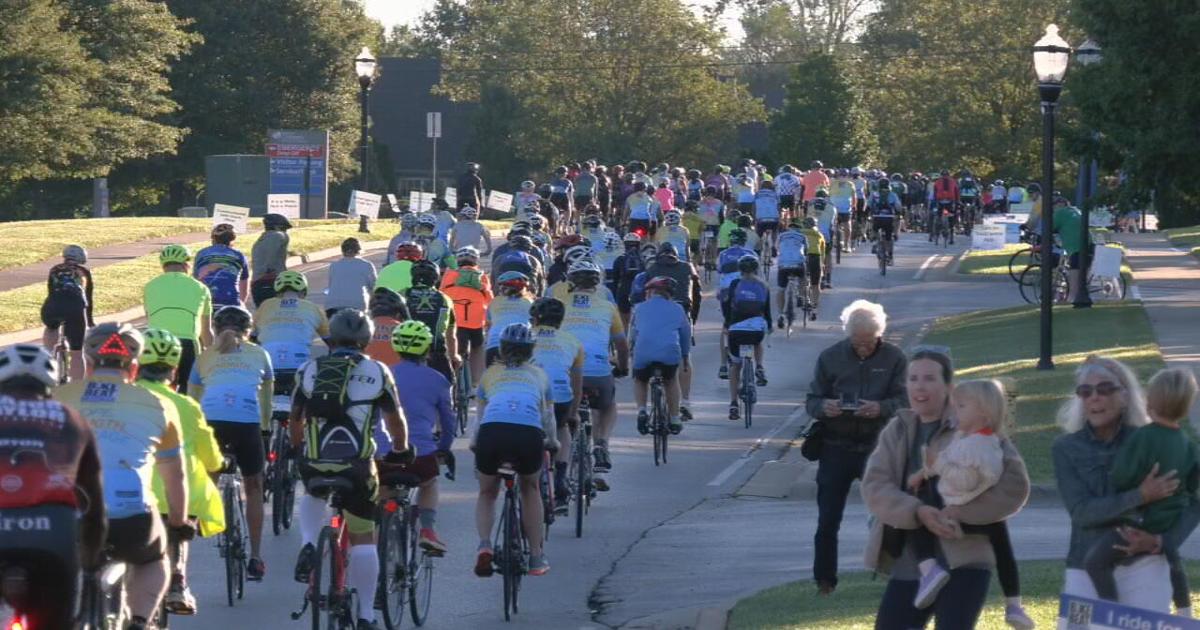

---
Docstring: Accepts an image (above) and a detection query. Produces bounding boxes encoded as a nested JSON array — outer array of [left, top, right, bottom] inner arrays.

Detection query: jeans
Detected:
[[875, 568, 992, 629], [813, 443, 870, 586]]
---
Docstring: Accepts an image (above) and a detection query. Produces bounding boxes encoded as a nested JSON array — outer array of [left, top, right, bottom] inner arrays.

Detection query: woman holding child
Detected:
[[862, 348, 1033, 629]]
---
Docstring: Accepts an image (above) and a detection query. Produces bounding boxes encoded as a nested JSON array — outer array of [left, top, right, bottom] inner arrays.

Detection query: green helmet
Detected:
[[729, 228, 748, 246], [274, 270, 308, 294], [159, 244, 190, 265], [141, 328, 182, 368], [391, 319, 433, 356]]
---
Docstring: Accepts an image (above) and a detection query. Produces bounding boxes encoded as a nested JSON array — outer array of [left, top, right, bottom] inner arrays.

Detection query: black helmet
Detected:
[[728, 228, 748, 245], [510, 235, 533, 251], [213, 305, 252, 333], [811, 160, 824, 169], [737, 255, 759, 273], [329, 308, 374, 349], [529, 297, 566, 327], [369, 287, 408, 319], [656, 242, 679, 261], [466, 162, 479, 172], [411, 260, 440, 287], [263, 213, 292, 231], [736, 214, 753, 228]]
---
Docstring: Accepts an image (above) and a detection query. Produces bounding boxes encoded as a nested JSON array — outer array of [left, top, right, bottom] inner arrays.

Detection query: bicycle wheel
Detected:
[[378, 508, 409, 630], [573, 431, 586, 538], [655, 384, 669, 465], [878, 245, 887, 276], [235, 493, 246, 600], [1090, 274, 1127, 301], [222, 484, 239, 607], [318, 527, 342, 630], [1019, 267, 1041, 305], [409, 513, 432, 626], [1008, 247, 1035, 284], [650, 382, 663, 466], [784, 285, 795, 336], [741, 362, 754, 429], [499, 493, 516, 621], [281, 461, 297, 530], [270, 431, 287, 535]]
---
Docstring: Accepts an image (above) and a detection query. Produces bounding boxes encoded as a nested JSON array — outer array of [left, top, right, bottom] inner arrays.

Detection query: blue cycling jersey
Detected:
[[718, 246, 757, 289], [630, 295, 691, 368], [754, 190, 780, 220], [776, 231, 808, 268]]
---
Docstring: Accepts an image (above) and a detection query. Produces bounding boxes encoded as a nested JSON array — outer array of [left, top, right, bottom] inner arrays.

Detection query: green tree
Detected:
[[423, 0, 765, 188], [770, 53, 877, 167]]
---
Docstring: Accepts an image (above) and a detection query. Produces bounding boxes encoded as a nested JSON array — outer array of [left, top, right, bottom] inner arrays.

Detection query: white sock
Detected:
[[681, 399, 690, 406], [1006, 596, 1023, 607], [918, 559, 938, 575], [348, 544, 379, 622], [298, 494, 328, 547]]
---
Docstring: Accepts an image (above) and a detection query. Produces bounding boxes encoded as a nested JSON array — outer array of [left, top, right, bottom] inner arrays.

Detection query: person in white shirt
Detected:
[[324, 238, 378, 317], [450, 206, 493, 256]]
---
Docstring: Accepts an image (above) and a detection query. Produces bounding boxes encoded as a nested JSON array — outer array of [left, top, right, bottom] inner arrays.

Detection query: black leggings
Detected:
[[914, 478, 1021, 598]]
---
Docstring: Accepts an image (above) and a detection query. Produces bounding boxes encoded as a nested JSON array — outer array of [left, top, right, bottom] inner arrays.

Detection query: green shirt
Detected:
[[376, 260, 414, 293], [1053, 206, 1086, 256], [1110, 422, 1200, 533], [144, 272, 213, 341]]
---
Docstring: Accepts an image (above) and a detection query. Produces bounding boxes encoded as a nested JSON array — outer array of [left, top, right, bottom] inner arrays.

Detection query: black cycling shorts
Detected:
[[299, 458, 378, 526], [836, 213, 852, 226], [776, 266, 806, 289], [474, 423, 545, 476], [40, 293, 87, 350], [756, 220, 780, 237], [632, 361, 678, 383], [727, 330, 765, 359], [628, 218, 652, 235], [485, 346, 501, 368], [428, 351, 454, 384], [176, 338, 197, 395], [780, 195, 796, 211], [806, 254, 823, 287], [108, 512, 167, 566], [582, 375, 616, 410], [553, 402, 573, 429], [210, 421, 266, 477], [456, 327, 484, 355], [873, 217, 896, 240], [0, 505, 80, 629]]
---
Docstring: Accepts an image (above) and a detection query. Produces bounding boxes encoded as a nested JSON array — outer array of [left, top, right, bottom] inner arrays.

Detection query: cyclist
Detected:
[[643, 242, 700, 417], [432, 198, 457, 242], [145, 247, 213, 386], [732, 173, 756, 214], [41, 244, 94, 381], [377, 241, 424, 294], [290, 309, 412, 630], [716, 228, 758, 380], [871, 181, 901, 264], [850, 167, 868, 232], [514, 180, 541, 214], [493, 233, 545, 293], [656, 210, 692, 263], [324, 237, 379, 318], [696, 188, 724, 261], [775, 165, 801, 219], [364, 287, 410, 368], [442, 246, 493, 385], [545, 234, 585, 288], [387, 320, 455, 554], [801, 161, 830, 212], [685, 168, 705, 202], [613, 232, 647, 329], [991, 179, 1008, 214], [1007, 178, 1028, 208], [548, 166, 575, 229], [653, 179, 676, 215], [194, 223, 250, 307], [190, 305, 273, 581], [754, 180, 781, 255], [560, 260, 628, 490], [249, 213, 293, 307], [932, 170, 960, 243], [629, 277, 690, 435], [385, 213, 420, 266], [0, 344, 103, 630], [415, 213, 456, 270], [774, 221, 809, 326], [254, 270, 330, 375], [457, 162, 484, 211], [959, 170, 981, 224], [528, 298, 583, 513], [450, 206, 493, 256], [473, 322, 557, 577], [721, 256, 772, 420], [575, 162, 598, 212], [598, 231, 625, 287], [140, 329, 224, 616], [623, 181, 657, 236], [55, 324, 188, 629], [485, 271, 535, 367], [799, 217, 826, 312], [581, 213, 607, 250], [404, 259, 461, 383], [813, 190, 837, 288]]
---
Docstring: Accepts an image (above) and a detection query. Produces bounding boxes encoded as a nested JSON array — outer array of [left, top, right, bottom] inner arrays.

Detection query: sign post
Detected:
[[427, 112, 442, 195], [212, 204, 251, 234]]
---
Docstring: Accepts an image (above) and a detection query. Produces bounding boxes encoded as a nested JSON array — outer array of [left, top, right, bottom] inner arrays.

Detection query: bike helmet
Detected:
[[496, 271, 530, 292], [410, 260, 440, 287], [0, 344, 59, 389], [273, 270, 308, 294], [994, 179, 1005, 186], [603, 232, 623, 252], [850, 166, 862, 176], [583, 215, 603, 228], [736, 214, 753, 228], [527, 214, 545, 230], [623, 231, 642, 244], [263, 213, 293, 231], [401, 213, 419, 230], [394, 241, 424, 262], [729, 228, 748, 246], [141, 328, 183, 368], [213, 305, 253, 333], [369, 287, 407, 318], [811, 160, 824, 169], [391, 319, 434, 356], [455, 246, 479, 263], [510, 235, 533, 251], [531, 231, 549, 249], [780, 164, 796, 174], [63, 244, 88, 265], [803, 217, 817, 228], [554, 166, 568, 176], [644, 276, 678, 296], [567, 259, 602, 288], [529, 297, 566, 327], [815, 188, 828, 199], [328, 308, 374, 349], [554, 234, 583, 251], [657, 242, 680, 260], [664, 210, 681, 226], [687, 168, 702, 179], [416, 213, 437, 229], [499, 323, 535, 366], [737, 255, 760, 273], [83, 323, 144, 368], [159, 244, 190, 265], [459, 206, 479, 219], [891, 172, 903, 181], [564, 244, 593, 265], [466, 162, 480, 173], [520, 180, 536, 192]]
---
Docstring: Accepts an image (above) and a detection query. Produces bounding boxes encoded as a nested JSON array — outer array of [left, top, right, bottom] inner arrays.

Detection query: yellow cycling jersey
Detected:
[[144, 380, 225, 537], [253, 296, 329, 371], [561, 289, 624, 378], [800, 227, 826, 257]]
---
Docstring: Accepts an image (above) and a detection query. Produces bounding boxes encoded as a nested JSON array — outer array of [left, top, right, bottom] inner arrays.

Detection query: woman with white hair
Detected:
[[804, 299, 909, 594], [1052, 355, 1200, 611]]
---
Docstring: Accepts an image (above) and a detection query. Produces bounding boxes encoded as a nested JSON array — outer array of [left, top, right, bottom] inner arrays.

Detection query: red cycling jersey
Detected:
[[933, 177, 959, 202]]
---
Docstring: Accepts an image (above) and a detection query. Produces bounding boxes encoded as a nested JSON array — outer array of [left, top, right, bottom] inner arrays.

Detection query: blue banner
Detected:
[[1059, 594, 1198, 629]]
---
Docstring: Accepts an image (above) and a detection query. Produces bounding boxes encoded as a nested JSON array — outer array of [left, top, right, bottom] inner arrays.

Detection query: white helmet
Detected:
[[455, 246, 479, 261], [520, 180, 536, 191], [459, 206, 479, 219], [567, 259, 602, 276], [664, 210, 681, 226], [564, 244, 592, 265], [417, 213, 437, 227], [603, 232, 623, 252], [0, 344, 59, 389]]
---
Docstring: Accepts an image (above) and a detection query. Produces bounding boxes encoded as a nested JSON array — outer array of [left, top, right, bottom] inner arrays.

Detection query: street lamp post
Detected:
[[1073, 38, 1102, 309], [355, 47, 378, 192], [1033, 24, 1071, 370]]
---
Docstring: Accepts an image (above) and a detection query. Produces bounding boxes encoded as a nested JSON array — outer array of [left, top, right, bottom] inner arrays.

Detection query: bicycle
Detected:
[[570, 396, 595, 538], [76, 560, 130, 629], [216, 455, 248, 607], [291, 477, 358, 630], [376, 471, 434, 629], [933, 206, 953, 248], [699, 230, 717, 286], [454, 362, 472, 436], [759, 228, 775, 282], [493, 463, 528, 622], [737, 345, 757, 429], [538, 450, 555, 537], [1019, 254, 1127, 305], [53, 331, 69, 384], [648, 368, 669, 466], [875, 227, 893, 276], [267, 385, 298, 536]]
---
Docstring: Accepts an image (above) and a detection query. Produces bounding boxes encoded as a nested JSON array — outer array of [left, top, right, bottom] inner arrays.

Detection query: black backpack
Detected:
[[306, 354, 369, 459]]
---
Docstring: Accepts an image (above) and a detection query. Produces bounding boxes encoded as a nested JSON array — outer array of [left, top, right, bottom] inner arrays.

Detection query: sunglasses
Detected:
[[1076, 381, 1122, 398]]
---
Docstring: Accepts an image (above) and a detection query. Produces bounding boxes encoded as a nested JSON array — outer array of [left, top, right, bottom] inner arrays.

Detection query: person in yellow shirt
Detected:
[[656, 210, 692, 262], [253, 270, 329, 381], [143, 244, 213, 393], [799, 217, 826, 311]]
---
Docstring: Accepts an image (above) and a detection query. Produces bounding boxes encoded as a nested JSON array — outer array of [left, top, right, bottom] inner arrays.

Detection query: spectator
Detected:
[[250, 213, 292, 306], [861, 348, 1031, 629], [804, 299, 908, 594], [1053, 355, 1200, 612], [324, 238, 378, 318], [457, 162, 484, 211]]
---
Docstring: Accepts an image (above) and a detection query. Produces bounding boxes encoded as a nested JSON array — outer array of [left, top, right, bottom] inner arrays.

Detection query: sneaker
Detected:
[[528, 553, 550, 576], [816, 580, 835, 596], [247, 557, 266, 581], [810, 310, 818, 321], [755, 366, 768, 387], [554, 493, 569, 515], [777, 316, 786, 330], [593, 445, 612, 472], [418, 528, 448, 555], [1004, 603, 1036, 629], [593, 474, 610, 492], [474, 546, 494, 577], [679, 404, 692, 422], [668, 417, 682, 435], [636, 409, 650, 435], [164, 574, 197, 615], [913, 564, 950, 609], [294, 543, 315, 583], [718, 363, 728, 380], [357, 619, 382, 630], [729, 402, 740, 420], [127, 617, 149, 630]]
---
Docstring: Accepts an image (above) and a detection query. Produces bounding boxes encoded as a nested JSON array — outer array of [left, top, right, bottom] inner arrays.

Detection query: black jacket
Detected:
[[805, 337, 908, 450]]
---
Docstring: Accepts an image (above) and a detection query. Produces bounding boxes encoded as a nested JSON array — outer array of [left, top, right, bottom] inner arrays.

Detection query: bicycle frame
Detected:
[[738, 345, 756, 429]]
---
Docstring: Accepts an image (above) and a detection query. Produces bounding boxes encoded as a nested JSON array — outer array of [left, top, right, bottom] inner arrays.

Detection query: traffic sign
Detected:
[[427, 112, 442, 139]]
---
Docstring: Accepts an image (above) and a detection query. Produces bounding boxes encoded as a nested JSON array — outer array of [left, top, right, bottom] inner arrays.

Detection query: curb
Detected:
[[0, 240, 390, 347]]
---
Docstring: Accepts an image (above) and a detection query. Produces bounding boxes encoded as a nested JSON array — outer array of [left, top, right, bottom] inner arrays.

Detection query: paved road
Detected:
[[163, 233, 978, 629]]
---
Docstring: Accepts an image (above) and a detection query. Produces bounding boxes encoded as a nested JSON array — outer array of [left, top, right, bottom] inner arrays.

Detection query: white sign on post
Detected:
[[408, 191, 436, 213], [267, 194, 301, 219], [349, 190, 382, 219], [212, 204, 250, 233], [386, 194, 399, 211], [1092, 244, 1124, 279], [443, 187, 457, 209], [1089, 208, 1115, 228], [426, 112, 442, 139], [486, 190, 514, 213], [971, 224, 1006, 251]]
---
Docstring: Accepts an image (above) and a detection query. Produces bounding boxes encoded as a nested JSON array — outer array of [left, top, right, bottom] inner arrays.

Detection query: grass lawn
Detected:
[[1164, 225, 1200, 259], [728, 559, 1200, 629], [957, 244, 1028, 276], [918, 302, 1164, 483], [0, 217, 211, 271]]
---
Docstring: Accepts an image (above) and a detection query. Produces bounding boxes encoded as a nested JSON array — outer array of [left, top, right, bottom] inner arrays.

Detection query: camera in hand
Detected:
[[839, 393, 860, 412]]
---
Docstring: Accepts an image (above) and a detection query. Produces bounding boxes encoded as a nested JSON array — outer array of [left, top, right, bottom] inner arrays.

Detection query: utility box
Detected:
[[205, 155, 269, 216]]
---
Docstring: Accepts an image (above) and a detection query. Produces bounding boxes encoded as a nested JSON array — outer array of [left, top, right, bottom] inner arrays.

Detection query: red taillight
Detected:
[[267, 451, 277, 463], [10, 618, 26, 630], [633, 227, 647, 239], [384, 500, 399, 514], [330, 515, 341, 529]]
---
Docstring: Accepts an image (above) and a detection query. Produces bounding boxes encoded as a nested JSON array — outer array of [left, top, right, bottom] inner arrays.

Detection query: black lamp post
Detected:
[[1072, 38, 1102, 309], [1033, 24, 1070, 370], [355, 47, 378, 192]]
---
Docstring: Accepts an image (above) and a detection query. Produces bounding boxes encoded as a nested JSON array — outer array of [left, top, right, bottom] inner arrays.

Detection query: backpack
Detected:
[[729, 278, 767, 318], [306, 354, 369, 459], [453, 267, 484, 291]]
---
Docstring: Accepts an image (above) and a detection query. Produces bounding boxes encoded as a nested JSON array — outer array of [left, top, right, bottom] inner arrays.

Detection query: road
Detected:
[[165, 232, 977, 629]]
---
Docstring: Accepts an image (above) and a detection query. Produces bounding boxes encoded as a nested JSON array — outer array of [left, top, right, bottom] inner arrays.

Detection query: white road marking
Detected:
[[1131, 285, 1142, 300], [706, 408, 805, 487], [914, 254, 942, 280]]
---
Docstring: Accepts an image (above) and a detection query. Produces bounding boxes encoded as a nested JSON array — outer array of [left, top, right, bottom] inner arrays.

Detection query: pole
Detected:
[[359, 83, 370, 192], [1038, 84, 1061, 370], [432, 136, 438, 196], [303, 155, 311, 219]]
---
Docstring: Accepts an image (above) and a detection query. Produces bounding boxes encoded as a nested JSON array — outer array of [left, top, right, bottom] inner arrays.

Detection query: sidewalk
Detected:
[[0, 232, 213, 292]]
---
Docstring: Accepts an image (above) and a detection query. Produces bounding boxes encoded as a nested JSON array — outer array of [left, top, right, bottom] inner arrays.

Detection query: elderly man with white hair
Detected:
[[804, 299, 908, 595]]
